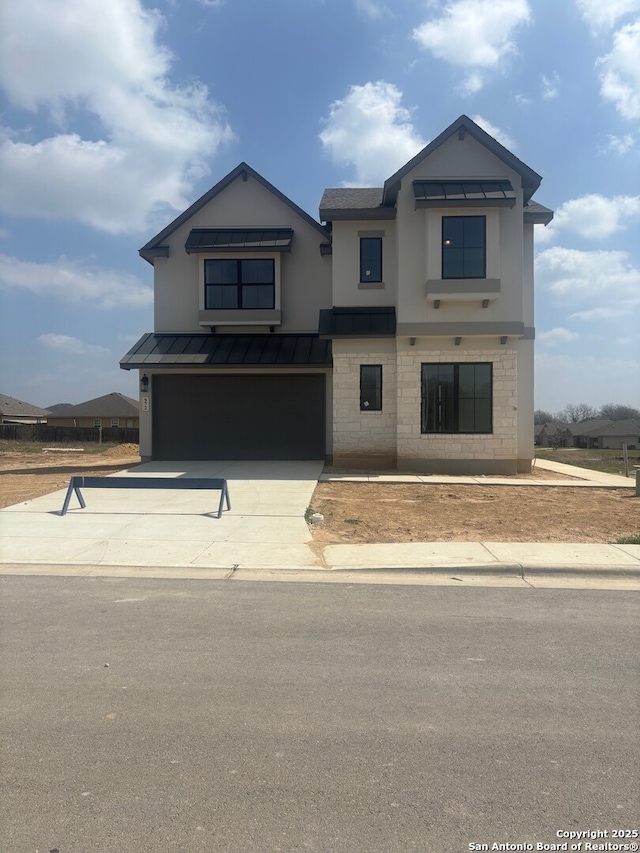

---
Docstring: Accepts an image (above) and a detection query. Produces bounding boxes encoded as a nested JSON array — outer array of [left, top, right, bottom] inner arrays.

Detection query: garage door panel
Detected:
[[153, 374, 325, 460]]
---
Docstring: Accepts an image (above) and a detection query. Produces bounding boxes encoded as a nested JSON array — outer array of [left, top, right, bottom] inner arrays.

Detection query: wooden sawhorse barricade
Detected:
[[60, 476, 231, 519]]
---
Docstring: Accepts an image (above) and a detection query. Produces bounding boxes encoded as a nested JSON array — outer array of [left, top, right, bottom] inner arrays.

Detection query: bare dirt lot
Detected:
[[1, 443, 637, 544]]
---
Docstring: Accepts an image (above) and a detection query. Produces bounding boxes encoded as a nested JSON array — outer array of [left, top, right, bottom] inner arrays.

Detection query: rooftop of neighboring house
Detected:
[[0, 393, 50, 418], [580, 419, 640, 437], [49, 392, 139, 419]]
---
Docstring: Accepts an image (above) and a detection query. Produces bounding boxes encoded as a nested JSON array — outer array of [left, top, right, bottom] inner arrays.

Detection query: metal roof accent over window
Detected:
[[318, 307, 396, 338], [412, 180, 516, 208], [120, 333, 331, 369], [185, 228, 293, 253]]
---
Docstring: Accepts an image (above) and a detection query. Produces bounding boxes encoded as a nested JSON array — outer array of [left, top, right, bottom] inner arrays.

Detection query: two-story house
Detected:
[[121, 115, 552, 473]]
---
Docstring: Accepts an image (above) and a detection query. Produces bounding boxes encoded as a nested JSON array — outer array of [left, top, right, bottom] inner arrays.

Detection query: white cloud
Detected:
[[320, 82, 425, 186], [0, 254, 153, 310], [598, 22, 640, 119], [470, 115, 516, 149], [355, 0, 391, 19], [576, 0, 640, 32], [412, 0, 531, 92], [0, 0, 234, 233], [535, 246, 640, 309], [541, 73, 560, 100], [537, 327, 580, 346], [602, 133, 635, 154], [38, 334, 110, 356], [537, 193, 640, 243], [570, 306, 629, 321]]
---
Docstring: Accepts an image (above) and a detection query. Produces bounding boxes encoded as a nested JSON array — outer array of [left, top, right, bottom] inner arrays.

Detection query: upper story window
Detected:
[[360, 237, 382, 283], [442, 216, 486, 279], [204, 259, 275, 310]]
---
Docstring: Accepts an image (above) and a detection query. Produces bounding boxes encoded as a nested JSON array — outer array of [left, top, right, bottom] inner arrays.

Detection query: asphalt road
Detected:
[[1, 577, 638, 853]]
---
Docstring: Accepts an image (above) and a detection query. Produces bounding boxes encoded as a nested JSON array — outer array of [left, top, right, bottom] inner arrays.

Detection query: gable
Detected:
[[140, 163, 330, 264]]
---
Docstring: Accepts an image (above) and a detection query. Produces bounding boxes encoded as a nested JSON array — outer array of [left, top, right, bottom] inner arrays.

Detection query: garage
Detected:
[[152, 373, 326, 460]]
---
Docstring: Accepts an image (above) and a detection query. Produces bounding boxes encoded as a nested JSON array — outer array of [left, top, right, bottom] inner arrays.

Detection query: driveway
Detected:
[[0, 460, 324, 570]]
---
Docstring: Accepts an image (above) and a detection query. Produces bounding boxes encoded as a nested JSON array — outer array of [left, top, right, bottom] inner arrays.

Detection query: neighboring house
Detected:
[[579, 419, 640, 450], [562, 419, 612, 449], [46, 393, 140, 429], [535, 421, 566, 447], [121, 115, 553, 473], [0, 394, 49, 424]]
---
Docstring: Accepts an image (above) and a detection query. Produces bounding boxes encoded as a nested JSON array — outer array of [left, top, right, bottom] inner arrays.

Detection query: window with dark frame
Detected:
[[421, 363, 492, 433], [360, 237, 382, 283], [360, 365, 382, 411], [204, 259, 275, 309], [442, 216, 486, 279]]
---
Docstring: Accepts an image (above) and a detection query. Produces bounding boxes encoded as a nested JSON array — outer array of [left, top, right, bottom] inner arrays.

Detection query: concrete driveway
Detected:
[[0, 460, 324, 570]]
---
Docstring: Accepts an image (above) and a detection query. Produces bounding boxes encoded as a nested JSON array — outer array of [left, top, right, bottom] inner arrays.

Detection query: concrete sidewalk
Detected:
[[320, 456, 635, 488], [0, 457, 637, 584]]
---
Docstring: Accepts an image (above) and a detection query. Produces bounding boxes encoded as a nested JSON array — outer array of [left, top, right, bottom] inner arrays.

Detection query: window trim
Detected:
[[360, 364, 383, 412], [359, 236, 382, 284], [442, 215, 486, 280], [110, 418, 119, 428], [421, 362, 493, 434]]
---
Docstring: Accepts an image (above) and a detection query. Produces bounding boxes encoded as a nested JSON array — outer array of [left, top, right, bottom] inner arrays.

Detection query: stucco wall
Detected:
[[153, 172, 331, 334]]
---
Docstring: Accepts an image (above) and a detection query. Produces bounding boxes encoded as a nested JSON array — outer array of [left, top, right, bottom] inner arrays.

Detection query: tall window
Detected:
[[360, 237, 382, 283], [442, 216, 486, 279], [360, 365, 382, 411], [421, 363, 492, 434], [205, 259, 275, 309]]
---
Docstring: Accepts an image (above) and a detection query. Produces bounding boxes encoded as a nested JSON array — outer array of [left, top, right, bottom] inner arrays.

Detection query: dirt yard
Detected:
[[0, 445, 637, 544]]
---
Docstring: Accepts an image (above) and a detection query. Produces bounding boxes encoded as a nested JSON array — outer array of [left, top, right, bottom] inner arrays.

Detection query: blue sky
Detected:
[[1, 0, 638, 413]]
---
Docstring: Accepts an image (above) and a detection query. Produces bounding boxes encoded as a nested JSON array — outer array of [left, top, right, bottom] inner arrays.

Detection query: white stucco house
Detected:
[[121, 115, 553, 473]]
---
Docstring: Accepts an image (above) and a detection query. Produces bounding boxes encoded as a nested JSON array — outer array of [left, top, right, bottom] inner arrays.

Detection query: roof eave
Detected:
[[319, 207, 397, 222]]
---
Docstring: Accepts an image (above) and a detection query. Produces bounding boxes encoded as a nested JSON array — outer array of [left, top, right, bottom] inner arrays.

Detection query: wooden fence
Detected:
[[0, 424, 139, 444]]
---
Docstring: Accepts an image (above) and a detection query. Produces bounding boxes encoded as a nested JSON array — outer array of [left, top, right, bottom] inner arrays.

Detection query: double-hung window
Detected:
[[421, 363, 492, 433], [204, 259, 275, 310], [360, 365, 382, 411], [360, 237, 382, 283], [442, 216, 486, 279]]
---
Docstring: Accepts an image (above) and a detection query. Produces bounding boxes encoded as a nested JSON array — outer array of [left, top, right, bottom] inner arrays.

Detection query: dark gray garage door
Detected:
[[153, 374, 326, 460]]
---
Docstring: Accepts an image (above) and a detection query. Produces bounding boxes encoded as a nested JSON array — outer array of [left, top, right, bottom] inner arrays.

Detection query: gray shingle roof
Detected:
[[319, 188, 384, 211], [53, 393, 139, 418], [0, 394, 50, 417]]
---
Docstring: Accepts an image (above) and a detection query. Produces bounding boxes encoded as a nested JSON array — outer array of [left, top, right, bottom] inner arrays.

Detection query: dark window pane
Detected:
[[206, 285, 238, 309], [205, 259, 237, 284], [241, 259, 259, 282], [464, 247, 485, 278], [458, 364, 476, 399], [256, 260, 274, 283], [442, 216, 485, 279], [443, 248, 464, 279], [442, 217, 463, 246], [464, 216, 485, 247], [360, 238, 382, 282], [360, 365, 382, 411], [242, 284, 274, 309], [475, 399, 492, 432], [458, 399, 475, 432]]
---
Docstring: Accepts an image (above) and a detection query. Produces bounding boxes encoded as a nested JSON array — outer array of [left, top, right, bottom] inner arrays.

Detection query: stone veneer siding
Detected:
[[396, 346, 519, 470], [331, 342, 521, 473], [332, 349, 397, 465]]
